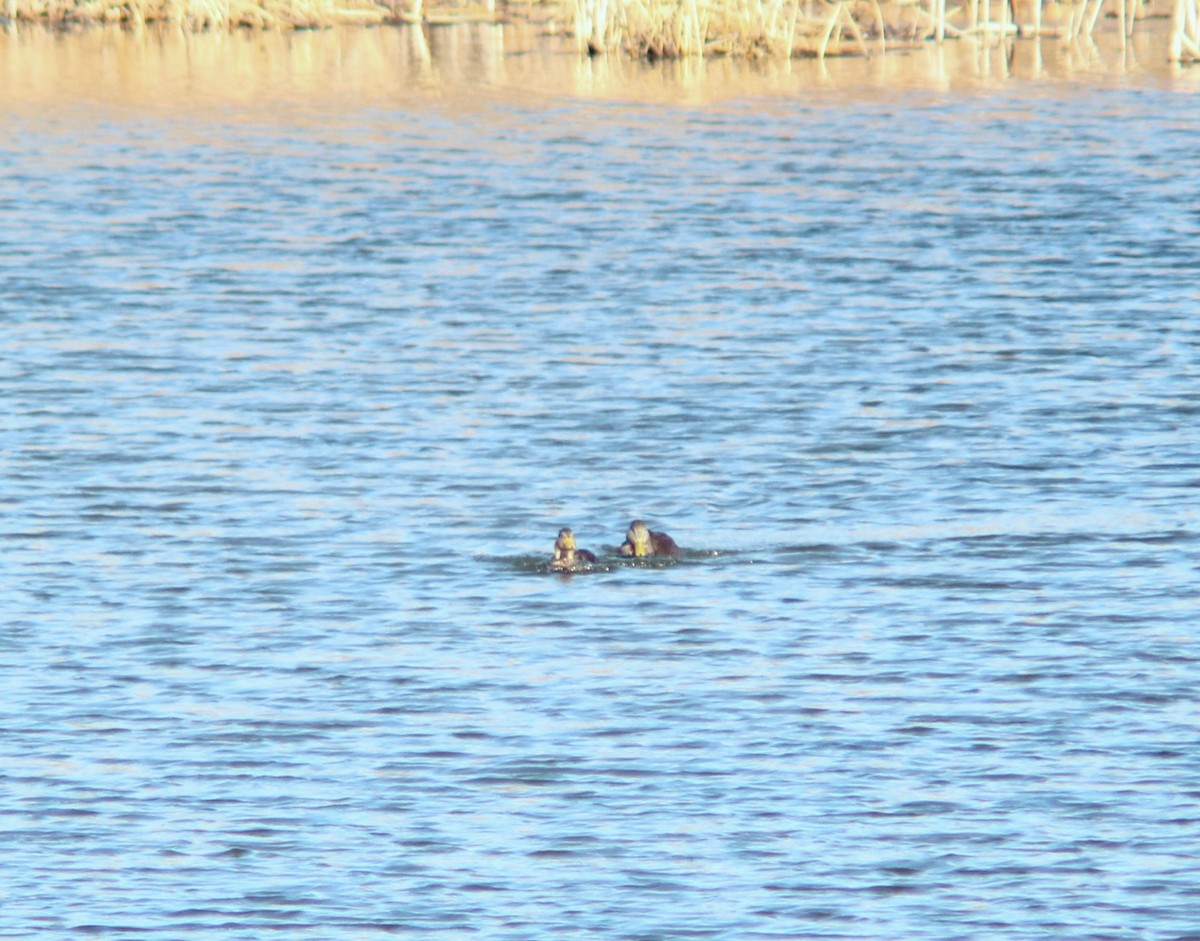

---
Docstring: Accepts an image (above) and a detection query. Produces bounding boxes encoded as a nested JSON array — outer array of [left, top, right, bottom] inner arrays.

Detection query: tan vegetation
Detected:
[[2, 0, 504, 27], [573, 0, 1179, 58], [6, 0, 389, 27], [1171, 0, 1200, 58], [3, 0, 1194, 62]]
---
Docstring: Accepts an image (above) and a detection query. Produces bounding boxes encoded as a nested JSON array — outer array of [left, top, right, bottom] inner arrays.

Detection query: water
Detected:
[[3, 24, 1200, 939]]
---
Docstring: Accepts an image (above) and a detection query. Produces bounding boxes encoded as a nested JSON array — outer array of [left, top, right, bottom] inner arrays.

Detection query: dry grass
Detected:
[[2, 0, 1177, 59], [576, 0, 878, 56], [574, 0, 1169, 56], [7, 0, 391, 26], [2, 0, 515, 26]]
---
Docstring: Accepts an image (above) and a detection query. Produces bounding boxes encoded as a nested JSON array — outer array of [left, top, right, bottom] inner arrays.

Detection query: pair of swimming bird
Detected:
[[550, 519, 679, 571]]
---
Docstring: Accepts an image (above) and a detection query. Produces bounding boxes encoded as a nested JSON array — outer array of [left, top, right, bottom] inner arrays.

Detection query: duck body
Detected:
[[549, 527, 598, 572], [618, 519, 680, 558]]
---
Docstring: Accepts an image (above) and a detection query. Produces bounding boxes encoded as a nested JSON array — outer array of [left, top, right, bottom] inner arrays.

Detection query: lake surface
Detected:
[[3, 23, 1200, 939]]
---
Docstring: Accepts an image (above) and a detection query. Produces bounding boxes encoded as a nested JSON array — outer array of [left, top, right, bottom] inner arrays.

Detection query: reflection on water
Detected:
[[1, 19, 1198, 112], [4, 20, 1200, 941]]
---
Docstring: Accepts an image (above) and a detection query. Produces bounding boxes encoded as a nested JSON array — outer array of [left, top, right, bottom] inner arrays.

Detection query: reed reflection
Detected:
[[0, 19, 1188, 113]]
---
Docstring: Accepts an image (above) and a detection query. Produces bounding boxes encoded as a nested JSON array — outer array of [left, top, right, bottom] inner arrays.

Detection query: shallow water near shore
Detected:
[[4, 23, 1200, 938]]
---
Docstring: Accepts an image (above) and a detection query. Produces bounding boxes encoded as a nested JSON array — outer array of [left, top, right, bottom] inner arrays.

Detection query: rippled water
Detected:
[[4, 24, 1200, 938]]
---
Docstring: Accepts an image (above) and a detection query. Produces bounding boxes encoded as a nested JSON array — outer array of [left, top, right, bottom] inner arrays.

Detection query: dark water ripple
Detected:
[[3, 51, 1200, 940]]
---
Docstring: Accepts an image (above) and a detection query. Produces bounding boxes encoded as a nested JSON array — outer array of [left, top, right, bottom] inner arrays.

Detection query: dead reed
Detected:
[[573, 0, 1172, 57], [1170, 0, 1200, 58], [573, 0, 879, 57], [2, 0, 1182, 61], [2, 0, 512, 26], [6, 0, 391, 26]]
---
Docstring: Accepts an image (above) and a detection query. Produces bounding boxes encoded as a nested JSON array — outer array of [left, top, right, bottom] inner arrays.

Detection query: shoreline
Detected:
[[2, 0, 1196, 61]]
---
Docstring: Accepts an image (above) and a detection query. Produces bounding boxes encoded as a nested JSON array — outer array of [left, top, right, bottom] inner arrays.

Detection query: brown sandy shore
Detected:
[[3, 0, 1197, 61]]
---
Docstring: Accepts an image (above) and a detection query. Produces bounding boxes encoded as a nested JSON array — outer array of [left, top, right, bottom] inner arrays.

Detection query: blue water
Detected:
[[3, 26, 1200, 939]]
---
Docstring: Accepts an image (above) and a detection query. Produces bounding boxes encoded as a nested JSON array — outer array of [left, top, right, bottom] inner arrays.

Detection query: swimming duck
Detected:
[[618, 519, 680, 558], [549, 527, 598, 572]]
